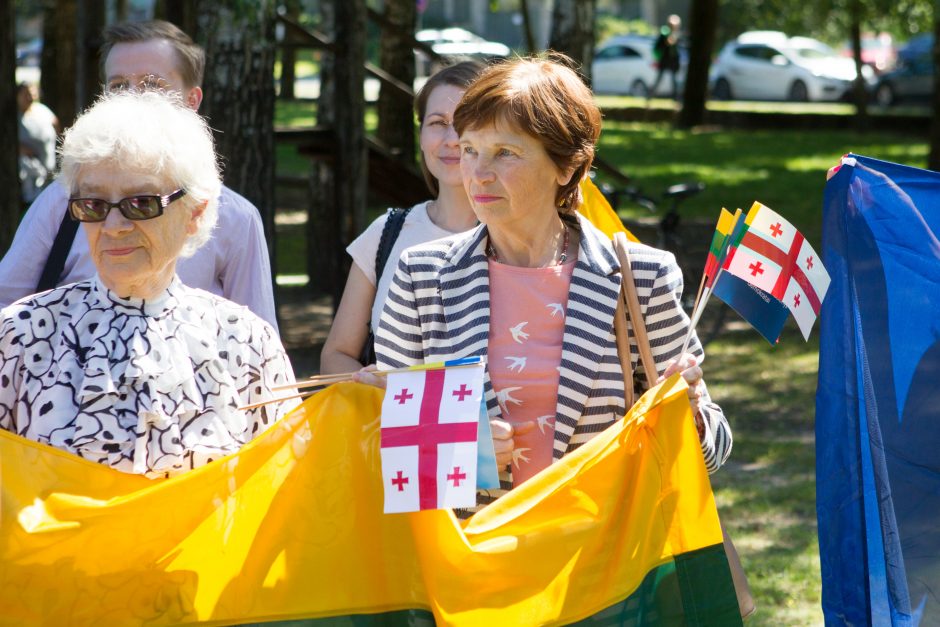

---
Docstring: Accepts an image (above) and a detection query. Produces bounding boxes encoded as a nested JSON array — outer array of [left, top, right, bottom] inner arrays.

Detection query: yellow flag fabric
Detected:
[[0, 375, 732, 626], [578, 178, 640, 242]]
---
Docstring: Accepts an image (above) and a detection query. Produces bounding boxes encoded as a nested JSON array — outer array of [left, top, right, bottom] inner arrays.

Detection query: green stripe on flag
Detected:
[[249, 544, 741, 627]]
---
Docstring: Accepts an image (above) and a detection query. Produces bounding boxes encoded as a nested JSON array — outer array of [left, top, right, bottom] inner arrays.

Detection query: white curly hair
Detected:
[[58, 90, 222, 256]]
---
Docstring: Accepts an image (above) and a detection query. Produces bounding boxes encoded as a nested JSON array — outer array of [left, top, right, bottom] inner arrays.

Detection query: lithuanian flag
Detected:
[[0, 376, 740, 626], [704, 208, 743, 287]]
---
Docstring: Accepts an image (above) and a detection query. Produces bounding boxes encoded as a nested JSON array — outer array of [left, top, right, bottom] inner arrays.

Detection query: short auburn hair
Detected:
[[453, 53, 601, 212]]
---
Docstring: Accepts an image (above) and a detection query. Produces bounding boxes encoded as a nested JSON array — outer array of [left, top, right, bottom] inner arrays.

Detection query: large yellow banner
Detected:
[[0, 376, 724, 626]]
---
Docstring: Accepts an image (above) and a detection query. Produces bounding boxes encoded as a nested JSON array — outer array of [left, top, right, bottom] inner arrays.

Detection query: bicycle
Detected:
[[591, 174, 728, 347]]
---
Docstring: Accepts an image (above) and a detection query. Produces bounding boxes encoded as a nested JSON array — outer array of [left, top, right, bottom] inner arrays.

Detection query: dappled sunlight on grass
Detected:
[[706, 318, 822, 624], [595, 121, 924, 244]]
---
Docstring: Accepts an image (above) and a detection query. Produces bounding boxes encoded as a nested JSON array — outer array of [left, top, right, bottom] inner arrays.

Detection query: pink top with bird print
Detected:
[[487, 259, 575, 487]]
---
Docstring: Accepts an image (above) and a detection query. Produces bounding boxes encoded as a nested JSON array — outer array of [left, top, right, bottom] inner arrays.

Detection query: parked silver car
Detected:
[[710, 31, 873, 102], [592, 35, 687, 97]]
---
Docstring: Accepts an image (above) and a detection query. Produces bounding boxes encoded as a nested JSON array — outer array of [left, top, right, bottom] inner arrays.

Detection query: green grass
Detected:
[[706, 322, 823, 625], [593, 120, 926, 241]]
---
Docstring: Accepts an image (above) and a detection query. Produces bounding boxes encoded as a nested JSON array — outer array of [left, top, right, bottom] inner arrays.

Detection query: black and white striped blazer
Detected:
[[375, 213, 731, 479]]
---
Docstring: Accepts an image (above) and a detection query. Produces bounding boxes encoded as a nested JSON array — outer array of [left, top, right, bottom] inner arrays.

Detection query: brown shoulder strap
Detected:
[[612, 233, 658, 407]]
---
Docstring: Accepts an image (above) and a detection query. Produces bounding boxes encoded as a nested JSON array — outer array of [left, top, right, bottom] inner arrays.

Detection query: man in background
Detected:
[[0, 20, 278, 330], [648, 14, 682, 104]]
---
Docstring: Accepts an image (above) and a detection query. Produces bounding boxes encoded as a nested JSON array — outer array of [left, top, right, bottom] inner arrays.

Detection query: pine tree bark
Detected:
[[77, 0, 105, 109], [40, 0, 78, 128], [677, 0, 718, 129], [306, 0, 367, 306], [1, 0, 20, 254], [279, 0, 301, 99], [376, 0, 416, 163], [197, 2, 278, 278], [306, 1, 337, 294], [548, 0, 596, 82]]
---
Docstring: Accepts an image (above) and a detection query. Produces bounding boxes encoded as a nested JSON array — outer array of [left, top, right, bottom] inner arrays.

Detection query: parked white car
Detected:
[[415, 28, 511, 76], [592, 35, 687, 97], [710, 31, 873, 101]]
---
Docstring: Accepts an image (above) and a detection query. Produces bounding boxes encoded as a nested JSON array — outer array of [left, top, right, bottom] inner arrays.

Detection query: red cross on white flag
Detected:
[[379, 363, 484, 513], [720, 201, 831, 341]]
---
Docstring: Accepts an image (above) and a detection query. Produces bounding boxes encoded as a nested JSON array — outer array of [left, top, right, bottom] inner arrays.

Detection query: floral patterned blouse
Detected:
[[0, 275, 298, 477]]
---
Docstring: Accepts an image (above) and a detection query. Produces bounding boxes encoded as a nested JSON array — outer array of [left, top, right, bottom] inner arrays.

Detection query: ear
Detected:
[[186, 86, 204, 111], [555, 164, 578, 187], [186, 201, 207, 236]]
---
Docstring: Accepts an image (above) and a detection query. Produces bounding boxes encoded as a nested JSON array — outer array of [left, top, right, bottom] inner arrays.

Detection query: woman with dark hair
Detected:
[[320, 61, 484, 374], [375, 55, 730, 509]]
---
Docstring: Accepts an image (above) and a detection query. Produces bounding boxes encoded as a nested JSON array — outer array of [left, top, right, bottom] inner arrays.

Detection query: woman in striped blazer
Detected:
[[372, 54, 730, 508]]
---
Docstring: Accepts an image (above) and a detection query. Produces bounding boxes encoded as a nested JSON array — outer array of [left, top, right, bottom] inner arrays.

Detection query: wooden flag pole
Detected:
[[245, 357, 487, 410], [679, 270, 722, 357], [238, 389, 318, 412]]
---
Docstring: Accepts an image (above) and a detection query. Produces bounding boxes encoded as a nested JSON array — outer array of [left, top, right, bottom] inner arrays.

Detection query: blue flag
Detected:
[[711, 271, 791, 344], [818, 154, 940, 625]]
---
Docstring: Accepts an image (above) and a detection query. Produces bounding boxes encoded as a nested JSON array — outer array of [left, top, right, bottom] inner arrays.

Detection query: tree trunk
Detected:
[[519, 0, 537, 54], [279, 0, 301, 99], [929, 0, 940, 170], [157, 0, 198, 38], [331, 0, 367, 306], [849, 0, 869, 131], [1, 0, 20, 254], [40, 0, 78, 128], [307, 2, 338, 295], [197, 2, 278, 280], [77, 0, 105, 111], [548, 0, 596, 83], [677, 0, 718, 129], [376, 0, 416, 163], [307, 0, 367, 307]]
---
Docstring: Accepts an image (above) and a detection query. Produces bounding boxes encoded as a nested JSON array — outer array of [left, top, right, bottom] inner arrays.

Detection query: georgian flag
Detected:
[[380, 362, 485, 513], [722, 202, 830, 340]]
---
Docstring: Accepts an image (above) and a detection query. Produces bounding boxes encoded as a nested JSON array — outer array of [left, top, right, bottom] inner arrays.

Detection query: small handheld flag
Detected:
[[684, 201, 831, 348], [380, 358, 492, 513]]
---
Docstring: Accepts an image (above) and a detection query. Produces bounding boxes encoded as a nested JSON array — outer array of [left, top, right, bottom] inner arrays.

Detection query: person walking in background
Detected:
[[16, 82, 59, 206], [0, 21, 278, 331], [648, 14, 682, 104], [319, 61, 484, 375]]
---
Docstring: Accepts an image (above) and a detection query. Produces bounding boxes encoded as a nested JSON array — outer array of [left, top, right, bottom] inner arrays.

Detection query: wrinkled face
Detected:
[[459, 117, 572, 229], [79, 161, 200, 299], [419, 83, 465, 189], [105, 39, 202, 110]]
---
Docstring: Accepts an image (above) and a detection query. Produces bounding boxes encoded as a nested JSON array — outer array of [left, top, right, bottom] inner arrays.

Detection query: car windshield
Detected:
[[791, 44, 837, 60]]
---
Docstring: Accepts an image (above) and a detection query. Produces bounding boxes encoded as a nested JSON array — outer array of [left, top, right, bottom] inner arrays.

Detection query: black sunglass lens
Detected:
[[73, 199, 109, 221], [121, 196, 161, 219]]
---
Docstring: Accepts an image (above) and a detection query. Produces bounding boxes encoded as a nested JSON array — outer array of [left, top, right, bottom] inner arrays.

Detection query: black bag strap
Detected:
[[373, 206, 412, 288], [36, 208, 80, 292], [359, 206, 413, 365]]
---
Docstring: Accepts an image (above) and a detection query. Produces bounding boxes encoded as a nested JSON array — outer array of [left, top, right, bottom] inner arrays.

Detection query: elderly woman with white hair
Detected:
[[0, 90, 298, 477]]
